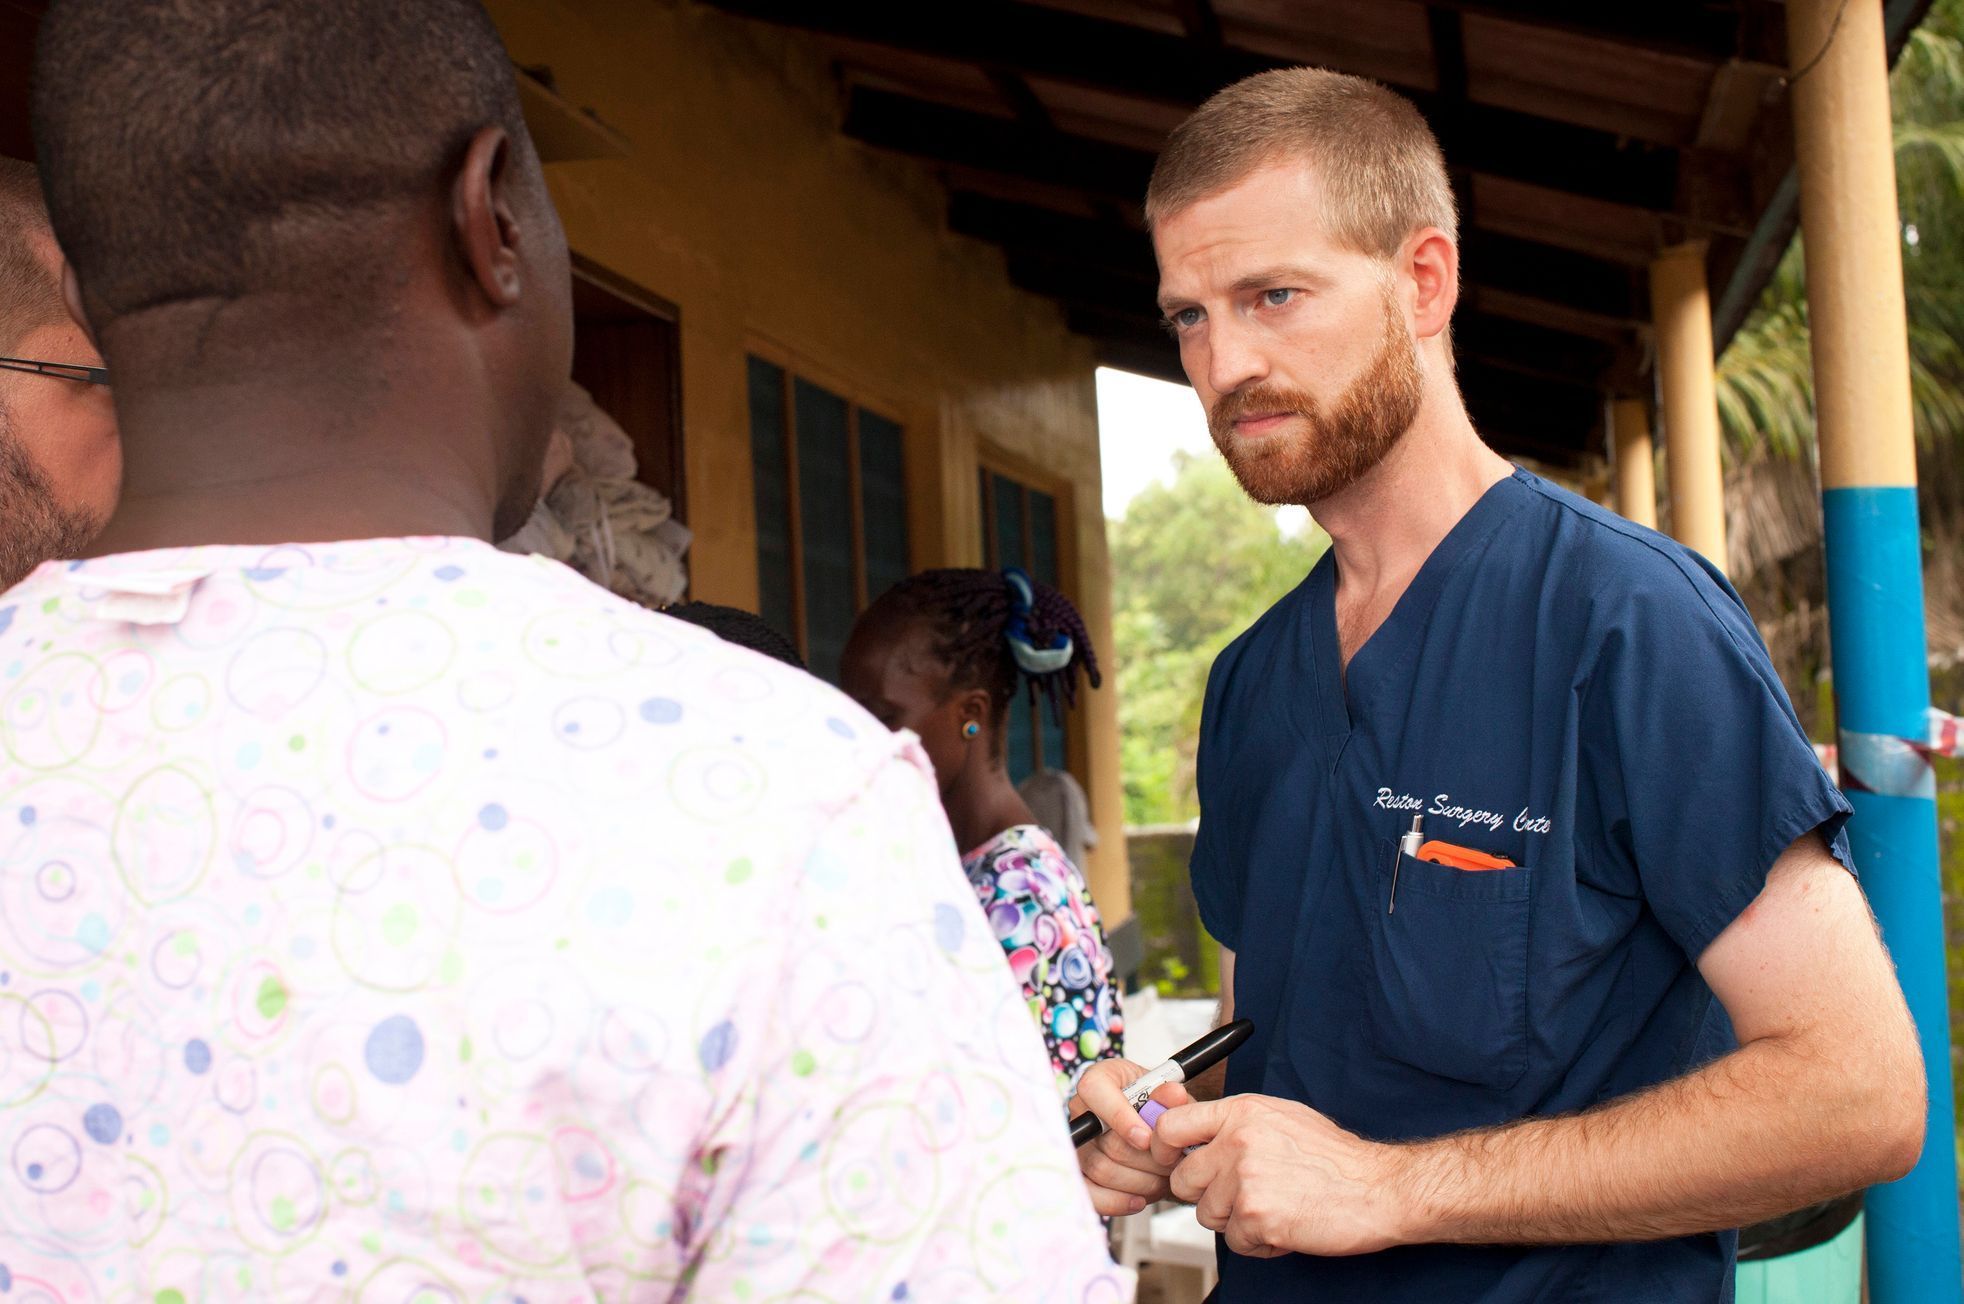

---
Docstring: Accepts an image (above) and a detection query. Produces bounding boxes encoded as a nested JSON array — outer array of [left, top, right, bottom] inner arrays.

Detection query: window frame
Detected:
[[975, 443, 1089, 785], [745, 341, 908, 670]]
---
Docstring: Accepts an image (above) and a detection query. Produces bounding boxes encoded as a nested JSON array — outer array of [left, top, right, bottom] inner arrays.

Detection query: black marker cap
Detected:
[[1173, 1019, 1253, 1080]]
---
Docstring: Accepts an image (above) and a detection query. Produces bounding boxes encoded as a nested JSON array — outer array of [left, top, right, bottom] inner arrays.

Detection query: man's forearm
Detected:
[[1391, 1033, 1920, 1246]]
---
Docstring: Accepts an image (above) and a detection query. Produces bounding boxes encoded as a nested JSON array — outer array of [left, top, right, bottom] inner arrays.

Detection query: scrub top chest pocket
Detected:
[[1368, 841, 1534, 1092]]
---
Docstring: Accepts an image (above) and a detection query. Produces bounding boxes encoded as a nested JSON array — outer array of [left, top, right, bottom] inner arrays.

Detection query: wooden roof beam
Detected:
[[715, 1, 1705, 212], [1460, 379, 1604, 449], [938, 168, 1124, 224], [948, 192, 1155, 275], [1004, 255, 1162, 320], [1454, 355, 1605, 408], [1171, 0, 1221, 49], [1464, 286, 1645, 344], [845, 90, 1153, 201], [986, 70, 1055, 130], [845, 83, 1697, 225], [1460, 229, 1648, 323], [1695, 59, 1787, 154], [1428, 6, 1469, 106], [703, 0, 1278, 106], [1454, 311, 1617, 375], [1415, 1, 1760, 65], [1458, 341, 1645, 397]]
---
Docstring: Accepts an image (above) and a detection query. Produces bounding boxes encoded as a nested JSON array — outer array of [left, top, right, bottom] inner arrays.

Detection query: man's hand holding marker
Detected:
[[1069, 1020, 1253, 1218], [1145, 1093, 1409, 1259]]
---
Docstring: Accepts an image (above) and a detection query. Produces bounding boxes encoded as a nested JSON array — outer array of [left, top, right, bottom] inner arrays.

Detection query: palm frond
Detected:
[[1896, 120, 1964, 220]]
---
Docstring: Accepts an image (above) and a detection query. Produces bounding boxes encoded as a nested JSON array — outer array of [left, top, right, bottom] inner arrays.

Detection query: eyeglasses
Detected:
[[0, 356, 109, 386]]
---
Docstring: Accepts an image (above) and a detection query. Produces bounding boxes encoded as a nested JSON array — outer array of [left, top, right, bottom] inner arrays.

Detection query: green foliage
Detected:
[[1157, 935, 1224, 1000], [1109, 452, 1328, 825], [1716, 0, 1964, 464], [1125, 825, 1224, 997]]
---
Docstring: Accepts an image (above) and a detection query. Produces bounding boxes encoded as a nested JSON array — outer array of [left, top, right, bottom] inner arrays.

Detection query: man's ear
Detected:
[[1406, 227, 1459, 342], [60, 259, 99, 349], [451, 124, 524, 308]]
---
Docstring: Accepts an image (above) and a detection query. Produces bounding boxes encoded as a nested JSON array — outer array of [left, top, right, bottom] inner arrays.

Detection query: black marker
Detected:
[[1069, 1019, 1254, 1147]]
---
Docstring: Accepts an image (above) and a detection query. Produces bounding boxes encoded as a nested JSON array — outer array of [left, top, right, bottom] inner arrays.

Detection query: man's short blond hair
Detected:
[[1146, 67, 1457, 259]]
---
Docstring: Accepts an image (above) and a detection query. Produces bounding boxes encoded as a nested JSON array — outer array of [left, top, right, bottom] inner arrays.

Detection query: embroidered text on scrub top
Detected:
[[1372, 788, 1554, 835]]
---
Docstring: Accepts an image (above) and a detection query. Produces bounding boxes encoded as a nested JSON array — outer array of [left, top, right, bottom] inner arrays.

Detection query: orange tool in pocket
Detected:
[[1416, 840, 1517, 872]]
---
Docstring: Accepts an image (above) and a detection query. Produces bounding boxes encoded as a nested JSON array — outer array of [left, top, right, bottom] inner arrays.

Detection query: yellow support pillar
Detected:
[[1788, 1, 1955, 1297], [1649, 242, 1728, 572], [1793, 3, 1919, 496], [1609, 397, 1658, 530]]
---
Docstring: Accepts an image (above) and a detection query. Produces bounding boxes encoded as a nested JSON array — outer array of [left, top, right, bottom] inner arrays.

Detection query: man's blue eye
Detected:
[[1174, 308, 1202, 328], [1264, 288, 1295, 307]]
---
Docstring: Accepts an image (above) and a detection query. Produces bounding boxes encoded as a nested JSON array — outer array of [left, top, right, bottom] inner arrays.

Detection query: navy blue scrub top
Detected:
[[1191, 468, 1852, 1303]]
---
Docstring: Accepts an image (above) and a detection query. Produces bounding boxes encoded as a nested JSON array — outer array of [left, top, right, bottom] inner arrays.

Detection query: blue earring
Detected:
[[963, 722, 981, 739]]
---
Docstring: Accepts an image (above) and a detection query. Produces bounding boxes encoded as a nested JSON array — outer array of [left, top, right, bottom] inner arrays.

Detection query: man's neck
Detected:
[[90, 468, 493, 557], [87, 317, 508, 556], [1313, 387, 1512, 604]]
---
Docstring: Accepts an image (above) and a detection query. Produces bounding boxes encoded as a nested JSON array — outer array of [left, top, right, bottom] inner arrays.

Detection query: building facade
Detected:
[[497, 0, 1130, 919]]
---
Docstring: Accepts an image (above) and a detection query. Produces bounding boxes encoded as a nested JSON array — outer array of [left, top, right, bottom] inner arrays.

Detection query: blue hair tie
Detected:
[[1002, 568, 1074, 675]]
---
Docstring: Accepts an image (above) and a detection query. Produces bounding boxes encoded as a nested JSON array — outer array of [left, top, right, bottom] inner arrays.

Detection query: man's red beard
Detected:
[[1205, 292, 1424, 507]]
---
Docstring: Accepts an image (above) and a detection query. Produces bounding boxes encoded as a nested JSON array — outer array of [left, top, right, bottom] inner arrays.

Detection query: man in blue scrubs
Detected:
[[1072, 67, 1926, 1302]]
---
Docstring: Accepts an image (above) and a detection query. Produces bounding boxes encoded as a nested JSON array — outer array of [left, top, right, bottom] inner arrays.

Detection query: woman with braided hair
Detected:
[[841, 568, 1125, 1095]]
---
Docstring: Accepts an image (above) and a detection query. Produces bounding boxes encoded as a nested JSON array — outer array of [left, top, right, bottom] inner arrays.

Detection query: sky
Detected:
[[1094, 366, 1311, 534]]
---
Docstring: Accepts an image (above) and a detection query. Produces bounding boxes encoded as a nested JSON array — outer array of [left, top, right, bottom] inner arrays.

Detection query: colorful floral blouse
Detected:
[[962, 824, 1125, 1094]]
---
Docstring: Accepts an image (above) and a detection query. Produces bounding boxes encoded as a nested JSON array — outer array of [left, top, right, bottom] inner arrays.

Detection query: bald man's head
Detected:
[[0, 158, 119, 589], [32, 0, 533, 328], [31, 0, 569, 545]]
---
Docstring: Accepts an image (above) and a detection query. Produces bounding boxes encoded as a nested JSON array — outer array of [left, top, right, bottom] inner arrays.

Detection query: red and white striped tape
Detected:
[[1817, 707, 1964, 797], [1934, 707, 1963, 760]]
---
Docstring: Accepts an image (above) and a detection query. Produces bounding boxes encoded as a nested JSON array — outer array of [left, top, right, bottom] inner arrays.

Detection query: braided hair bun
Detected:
[[863, 568, 1101, 727]]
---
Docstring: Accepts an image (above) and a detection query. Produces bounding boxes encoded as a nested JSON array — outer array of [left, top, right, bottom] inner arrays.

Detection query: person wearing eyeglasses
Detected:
[[0, 157, 119, 589]]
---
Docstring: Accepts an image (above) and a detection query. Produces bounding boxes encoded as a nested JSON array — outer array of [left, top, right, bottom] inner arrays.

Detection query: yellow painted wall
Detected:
[[486, 0, 1132, 922]]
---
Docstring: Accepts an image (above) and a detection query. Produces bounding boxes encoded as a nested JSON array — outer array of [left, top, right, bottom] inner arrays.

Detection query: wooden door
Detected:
[[569, 255, 684, 520]]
